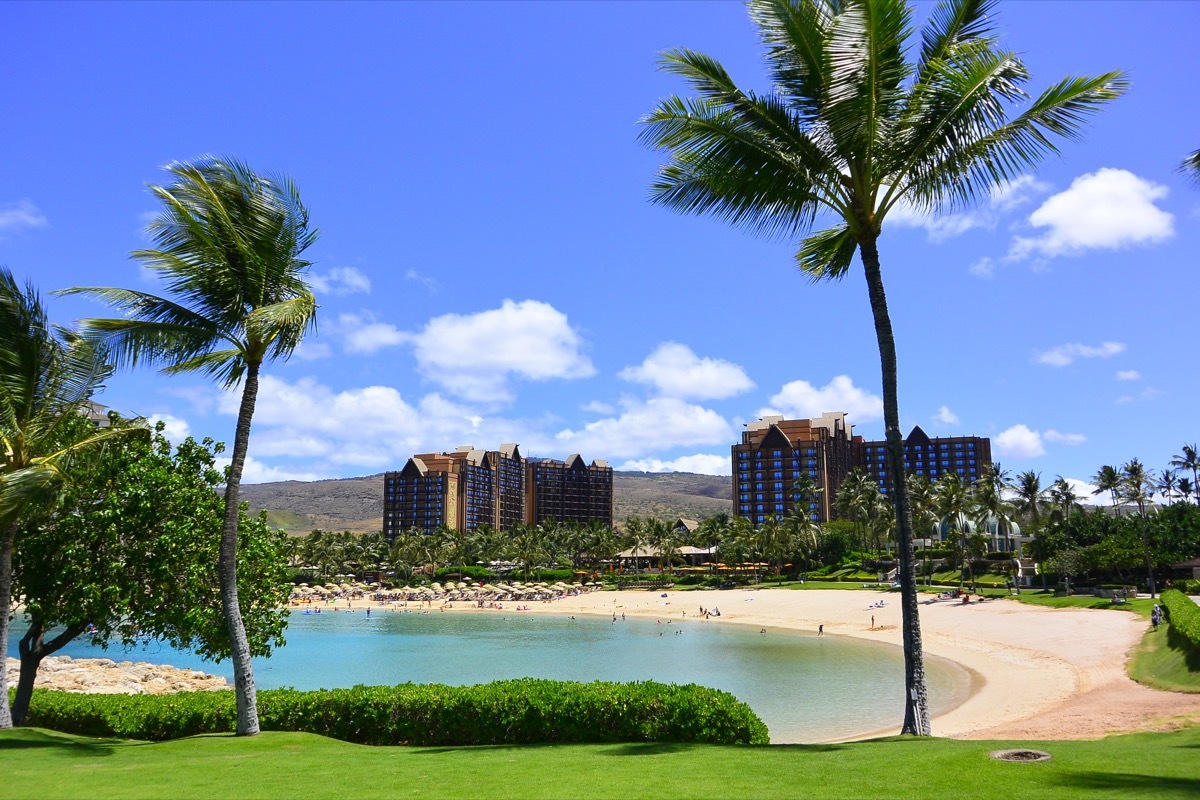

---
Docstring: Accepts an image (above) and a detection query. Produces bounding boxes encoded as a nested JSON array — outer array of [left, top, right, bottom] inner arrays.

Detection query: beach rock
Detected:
[[5, 656, 229, 695]]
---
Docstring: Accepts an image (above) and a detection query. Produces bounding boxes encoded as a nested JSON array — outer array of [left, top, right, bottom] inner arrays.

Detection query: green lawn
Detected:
[[3, 726, 1199, 800]]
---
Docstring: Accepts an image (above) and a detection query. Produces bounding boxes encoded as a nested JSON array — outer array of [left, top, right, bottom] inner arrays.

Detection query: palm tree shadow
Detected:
[[0, 729, 123, 758], [1055, 771, 1200, 795]]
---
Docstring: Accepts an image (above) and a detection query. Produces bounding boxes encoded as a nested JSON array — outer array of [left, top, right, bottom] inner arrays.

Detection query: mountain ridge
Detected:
[[236, 470, 733, 534]]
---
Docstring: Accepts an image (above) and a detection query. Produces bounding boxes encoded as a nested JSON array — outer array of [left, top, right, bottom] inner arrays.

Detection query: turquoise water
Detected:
[[10, 610, 973, 743]]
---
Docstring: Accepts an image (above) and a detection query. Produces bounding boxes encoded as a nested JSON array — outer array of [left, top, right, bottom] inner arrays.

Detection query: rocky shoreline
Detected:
[[5, 656, 229, 695]]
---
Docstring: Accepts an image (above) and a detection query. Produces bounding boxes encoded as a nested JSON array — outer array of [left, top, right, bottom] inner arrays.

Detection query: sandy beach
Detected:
[[308, 586, 1200, 740]]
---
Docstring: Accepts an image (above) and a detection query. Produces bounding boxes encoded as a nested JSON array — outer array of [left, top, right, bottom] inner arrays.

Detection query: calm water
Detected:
[[10, 610, 974, 743]]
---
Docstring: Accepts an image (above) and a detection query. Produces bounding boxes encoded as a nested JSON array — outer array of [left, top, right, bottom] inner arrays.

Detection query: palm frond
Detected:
[[908, 69, 1127, 210], [246, 293, 318, 362], [1183, 148, 1200, 187], [160, 349, 246, 387], [796, 224, 859, 281], [749, 0, 835, 123], [916, 0, 997, 81]]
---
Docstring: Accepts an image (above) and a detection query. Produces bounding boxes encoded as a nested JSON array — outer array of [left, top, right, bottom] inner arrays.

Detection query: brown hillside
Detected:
[[237, 471, 732, 534]]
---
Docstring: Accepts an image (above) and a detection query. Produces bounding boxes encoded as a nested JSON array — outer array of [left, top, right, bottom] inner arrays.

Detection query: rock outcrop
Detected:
[[5, 655, 229, 694]]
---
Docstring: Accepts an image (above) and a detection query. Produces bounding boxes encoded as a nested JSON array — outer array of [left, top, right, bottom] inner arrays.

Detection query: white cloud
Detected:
[[1115, 370, 1141, 381], [147, 413, 191, 444], [616, 454, 731, 476], [292, 340, 332, 361], [995, 424, 1046, 459], [1036, 341, 1125, 367], [1116, 386, 1163, 405], [308, 266, 371, 296], [406, 269, 439, 292], [1044, 429, 1086, 446], [554, 397, 734, 460], [1063, 477, 1107, 506], [1008, 169, 1173, 260], [618, 342, 754, 400], [0, 199, 48, 232], [761, 375, 883, 422], [888, 175, 1051, 243], [968, 257, 994, 279], [580, 400, 615, 415], [409, 299, 594, 404], [218, 455, 323, 485], [934, 406, 959, 425], [338, 312, 409, 354]]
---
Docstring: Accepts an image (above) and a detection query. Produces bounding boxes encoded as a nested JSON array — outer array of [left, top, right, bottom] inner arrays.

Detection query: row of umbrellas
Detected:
[[289, 580, 603, 601]]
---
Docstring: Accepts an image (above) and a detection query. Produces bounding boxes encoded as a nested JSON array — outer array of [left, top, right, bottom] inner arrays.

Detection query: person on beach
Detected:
[[871, 615, 874, 629], [818, 624, 824, 636]]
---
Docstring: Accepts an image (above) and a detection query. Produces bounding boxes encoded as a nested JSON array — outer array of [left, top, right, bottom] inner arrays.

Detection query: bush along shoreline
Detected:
[[17, 679, 771, 746]]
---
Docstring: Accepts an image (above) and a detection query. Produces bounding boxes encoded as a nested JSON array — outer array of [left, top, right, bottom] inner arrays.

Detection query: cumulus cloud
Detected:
[[934, 405, 959, 425], [147, 413, 191, 444], [1044, 429, 1086, 446], [1007, 169, 1173, 260], [214, 374, 551, 474], [616, 454, 731, 476], [308, 266, 371, 296], [0, 199, 48, 232], [761, 375, 883, 422], [292, 340, 333, 361], [1116, 387, 1163, 405], [994, 424, 1046, 459], [888, 175, 1052, 243], [217, 455, 323, 484], [1036, 341, 1125, 367], [339, 312, 408, 354], [554, 397, 734, 460], [618, 342, 754, 400], [408, 299, 594, 404], [1115, 370, 1141, 381]]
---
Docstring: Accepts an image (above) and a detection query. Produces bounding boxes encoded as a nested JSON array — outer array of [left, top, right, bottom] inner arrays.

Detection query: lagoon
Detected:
[[11, 610, 973, 743]]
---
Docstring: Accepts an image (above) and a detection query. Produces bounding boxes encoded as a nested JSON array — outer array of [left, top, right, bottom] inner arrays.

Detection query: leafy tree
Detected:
[[11, 423, 289, 726], [61, 156, 319, 735], [639, 0, 1124, 733], [0, 268, 132, 729]]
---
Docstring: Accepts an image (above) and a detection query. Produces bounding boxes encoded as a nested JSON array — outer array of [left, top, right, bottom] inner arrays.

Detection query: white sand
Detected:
[[324, 587, 1200, 740]]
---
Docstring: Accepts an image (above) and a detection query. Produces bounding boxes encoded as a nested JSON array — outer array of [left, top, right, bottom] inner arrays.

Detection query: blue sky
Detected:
[[3, 1, 1197, 499]]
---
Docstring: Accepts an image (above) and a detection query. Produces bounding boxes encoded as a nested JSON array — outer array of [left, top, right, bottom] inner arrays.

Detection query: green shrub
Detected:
[[1173, 579, 1200, 595], [1162, 589, 1200, 654], [21, 680, 769, 746]]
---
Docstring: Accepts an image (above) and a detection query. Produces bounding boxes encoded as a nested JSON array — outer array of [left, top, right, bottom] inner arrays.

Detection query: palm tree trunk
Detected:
[[222, 362, 262, 735], [860, 236, 931, 736], [0, 523, 16, 728]]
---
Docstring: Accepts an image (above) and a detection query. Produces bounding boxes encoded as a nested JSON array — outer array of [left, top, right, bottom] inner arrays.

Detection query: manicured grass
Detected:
[[1130, 626, 1200, 693], [1008, 591, 1155, 617], [3, 726, 1199, 799]]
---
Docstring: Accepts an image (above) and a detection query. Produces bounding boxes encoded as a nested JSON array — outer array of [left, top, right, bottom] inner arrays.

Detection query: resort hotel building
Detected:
[[383, 444, 613, 539], [733, 413, 996, 538]]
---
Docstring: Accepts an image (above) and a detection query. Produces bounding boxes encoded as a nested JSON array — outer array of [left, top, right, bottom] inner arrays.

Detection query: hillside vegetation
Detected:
[[237, 471, 732, 535]]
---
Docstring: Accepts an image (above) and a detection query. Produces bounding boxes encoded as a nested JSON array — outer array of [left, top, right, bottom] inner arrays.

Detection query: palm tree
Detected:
[[639, 0, 1124, 734], [1155, 470, 1178, 506], [906, 473, 937, 585], [1014, 471, 1047, 532], [60, 156, 319, 736], [0, 269, 127, 729], [1170, 445, 1200, 500], [1119, 458, 1157, 597], [1091, 465, 1123, 513], [1047, 476, 1079, 527], [1177, 477, 1196, 506], [934, 473, 976, 591]]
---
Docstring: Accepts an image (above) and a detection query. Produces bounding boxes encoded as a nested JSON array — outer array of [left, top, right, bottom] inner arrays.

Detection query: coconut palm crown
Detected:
[[641, 0, 1125, 735], [59, 156, 319, 736]]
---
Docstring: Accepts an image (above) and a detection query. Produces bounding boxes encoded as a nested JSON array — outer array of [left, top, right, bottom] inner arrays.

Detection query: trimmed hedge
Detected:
[[1162, 589, 1200, 654], [20, 679, 770, 746]]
